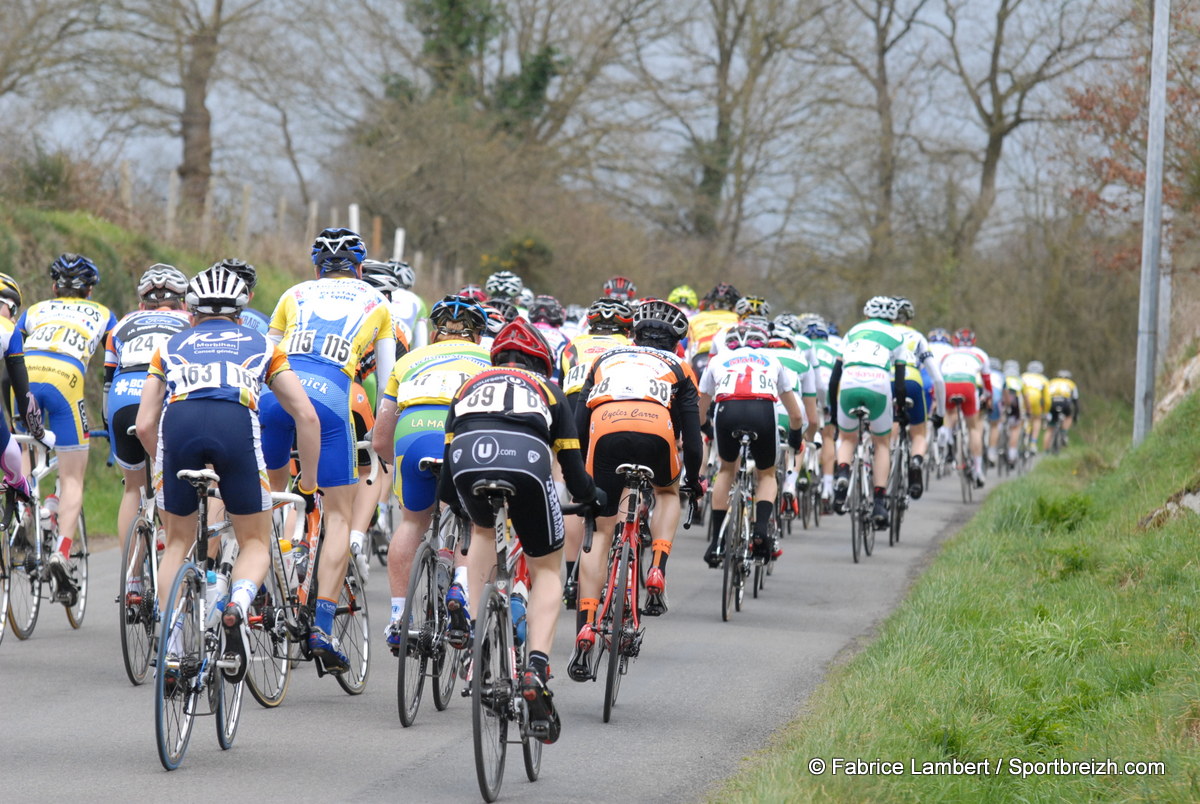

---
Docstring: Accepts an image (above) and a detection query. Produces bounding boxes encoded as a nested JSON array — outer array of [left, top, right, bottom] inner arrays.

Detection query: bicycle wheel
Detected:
[[0, 514, 9, 646], [720, 501, 740, 621], [472, 585, 509, 802], [431, 555, 462, 711], [214, 666, 243, 750], [860, 459, 876, 557], [7, 504, 41, 639], [245, 552, 292, 708], [119, 515, 156, 685], [603, 541, 631, 723], [335, 563, 371, 695], [849, 461, 863, 564], [156, 562, 202, 771], [518, 641, 542, 781], [397, 542, 433, 726], [956, 425, 971, 504], [63, 511, 88, 628]]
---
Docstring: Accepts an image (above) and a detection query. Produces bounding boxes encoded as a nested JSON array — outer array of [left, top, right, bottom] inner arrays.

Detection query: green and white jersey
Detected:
[[773, 348, 816, 397], [841, 318, 909, 371]]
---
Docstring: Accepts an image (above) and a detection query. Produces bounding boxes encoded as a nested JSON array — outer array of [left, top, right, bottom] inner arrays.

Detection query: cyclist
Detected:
[[104, 264, 192, 548], [891, 297, 945, 499], [560, 303, 587, 341], [485, 270, 524, 303], [763, 321, 820, 513], [371, 295, 493, 652], [829, 296, 909, 528], [938, 328, 992, 487], [18, 253, 117, 594], [528, 294, 570, 381], [458, 284, 488, 304], [438, 318, 604, 743], [571, 299, 703, 674], [686, 282, 740, 375], [1044, 369, 1080, 447], [602, 275, 638, 303], [210, 258, 268, 335], [261, 227, 396, 671], [668, 285, 698, 317], [0, 273, 43, 500], [135, 266, 321, 678], [1021, 360, 1049, 452], [1001, 360, 1026, 466], [700, 321, 806, 565]]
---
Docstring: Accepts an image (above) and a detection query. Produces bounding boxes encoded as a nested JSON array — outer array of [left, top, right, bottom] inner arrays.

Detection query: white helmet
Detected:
[[186, 267, 249, 316], [1026, 360, 1044, 375], [863, 295, 898, 320], [485, 270, 523, 299], [137, 264, 188, 299]]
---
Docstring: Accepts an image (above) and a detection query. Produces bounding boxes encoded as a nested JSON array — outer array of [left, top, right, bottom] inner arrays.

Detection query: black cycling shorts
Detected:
[[589, 430, 677, 518], [1047, 397, 1074, 423], [713, 398, 778, 468], [446, 429, 564, 558], [109, 404, 145, 471], [159, 399, 271, 516]]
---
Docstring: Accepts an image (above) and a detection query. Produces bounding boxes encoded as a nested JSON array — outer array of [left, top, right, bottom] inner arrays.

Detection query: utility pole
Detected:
[[1133, 0, 1171, 446]]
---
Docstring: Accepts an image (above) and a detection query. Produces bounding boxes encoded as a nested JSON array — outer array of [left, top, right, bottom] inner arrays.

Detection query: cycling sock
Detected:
[[453, 566, 469, 587], [754, 501, 773, 537], [579, 597, 599, 627], [822, 474, 834, 495], [709, 509, 727, 542], [565, 560, 575, 580], [315, 597, 337, 634], [835, 463, 850, 477], [230, 579, 257, 614], [651, 539, 671, 570], [873, 487, 886, 499], [784, 470, 798, 494], [391, 598, 405, 622], [529, 651, 550, 683]]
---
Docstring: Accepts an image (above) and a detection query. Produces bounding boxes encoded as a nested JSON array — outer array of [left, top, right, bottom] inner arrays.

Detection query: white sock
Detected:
[[350, 530, 366, 554], [230, 579, 257, 614], [453, 566, 469, 587], [973, 456, 983, 476], [390, 598, 405, 622]]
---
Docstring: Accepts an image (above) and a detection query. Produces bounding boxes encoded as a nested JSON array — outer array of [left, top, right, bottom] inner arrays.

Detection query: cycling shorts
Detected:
[[107, 404, 144, 471], [25, 358, 89, 451], [447, 429, 563, 558], [588, 430, 677, 518], [987, 384, 1002, 422], [904, 378, 929, 425], [393, 404, 449, 511], [1024, 390, 1045, 417], [259, 364, 356, 487], [351, 381, 374, 468], [714, 398, 778, 468], [944, 381, 980, 417], [1047, 397, 1075, 423], [836, 366, 893, 436], [584, 400, 679, 506], [158, 399, 271, 516]]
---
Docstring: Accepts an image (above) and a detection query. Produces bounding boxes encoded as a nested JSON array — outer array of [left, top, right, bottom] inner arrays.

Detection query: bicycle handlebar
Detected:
[[354, 440, 381, 486]]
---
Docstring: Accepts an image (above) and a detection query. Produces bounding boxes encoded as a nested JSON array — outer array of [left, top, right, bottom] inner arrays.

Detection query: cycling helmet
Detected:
[[485, 297, 520, 324], [803, 320, 829, 340], [603, 275, 637, 302], [311, 227, 366, 273], [137, 264, 188, 300], [863, 295, 899, 320], [1057, 369, 1073, 380], [360, 260, 403, 297], [952, 327, 976, 347], [668, 285, 698, 308], [186, 267, 248, 316], [49, 253, 99, 290], [927, 327, 951, 345], [586, 298, 634, 332], [988, 356, 1002, 371], [387, 260, 415, 289], [485, 270, 523, 299], [458, 284, 488, 303], [734, 295, 771, 319], [725, 322, 770, 350], [491, 317, 554, 376], [741, 314, 771, 333], [1003, 359, 1021, 376], [703, 282, 741, 311], [1026, 360, 1044, 375], [529, 294, 565, 326], [518, 287, 535, 308], [0, 272, 22, 312], [564, 303, 586, 323], [768, 323, 796, 348], [429, 294, 487, 335], [483, 306, 506, 336], [632, 298, 689, 341], [773, 313, 803, 334], [209, 258, 256, 292], [826, 321, 840, 337], [893, 296, 915, 322]]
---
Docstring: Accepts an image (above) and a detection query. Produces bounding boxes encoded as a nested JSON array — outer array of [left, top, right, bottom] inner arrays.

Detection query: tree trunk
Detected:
[[178, 25, 220, 220]]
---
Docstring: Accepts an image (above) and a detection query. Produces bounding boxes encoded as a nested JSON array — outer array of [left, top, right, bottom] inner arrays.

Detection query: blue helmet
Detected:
[[826, 321, 839, 337], [430, 294, 487, 335], [927, 327, 951, 345], [803, 320, 829, 340], [50, 253, 99, 290], [311, 228, 366, 273]]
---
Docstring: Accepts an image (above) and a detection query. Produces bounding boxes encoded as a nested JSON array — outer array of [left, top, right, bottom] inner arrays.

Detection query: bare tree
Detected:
[[0, 1, 101, 100]]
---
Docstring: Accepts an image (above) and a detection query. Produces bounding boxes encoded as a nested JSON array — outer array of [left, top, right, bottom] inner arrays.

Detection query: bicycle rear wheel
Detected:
[[472, 585, 509, 802], [245, 553, 292, 708], [119, 515, 156, 685], [860, 459, 876, 557], [64, 511, 88, 628], [603, 541, 632, 723], [720, 503, 739, 621], [0, 525, 7, 647], [431, 544, 462, 710], [849, 462, 863, 563], [519, 641, 542, 781], [214, 667, 243, 750], [398, 542, 433, 725], [156, 562, 201, 771], [956, 424, 971, 503], [7, 505, 41, 639], [335, 563, 370, 695]]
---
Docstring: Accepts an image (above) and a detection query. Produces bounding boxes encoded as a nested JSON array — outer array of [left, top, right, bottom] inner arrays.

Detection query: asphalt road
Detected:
[[0, 471, 990, 802]]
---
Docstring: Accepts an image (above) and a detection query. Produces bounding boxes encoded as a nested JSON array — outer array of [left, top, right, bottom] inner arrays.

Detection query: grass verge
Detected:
[[716, 397, 1200, 802]]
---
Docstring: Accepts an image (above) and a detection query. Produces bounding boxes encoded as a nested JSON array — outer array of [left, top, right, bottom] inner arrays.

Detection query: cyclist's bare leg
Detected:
[[754, 467, 776, 509], [909, 422, 928, 458], [315, 484, 354, 598], [54, 449, 87, 553], [835, 428, 859, 466], [649, 484, 680, 568], [578, 512, 618, 626], [157, 510, 196, 609], [117, 465, 144, 550], [871, 434, 890, 489], [349, 469, 376, 536], [711, 458, 737, 513], [525, 551, 563, 657], [228, 511, 271, 590], [463, 521, 499, 620], [387, 505, 433, 602]]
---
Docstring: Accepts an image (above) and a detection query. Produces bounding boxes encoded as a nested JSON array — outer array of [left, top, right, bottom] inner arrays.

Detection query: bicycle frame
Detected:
[[594, 464, 653, 662]]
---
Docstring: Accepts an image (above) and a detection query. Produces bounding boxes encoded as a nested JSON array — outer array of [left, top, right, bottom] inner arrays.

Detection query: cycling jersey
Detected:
[[560, 332, 629, 398], [532, 322, 569, 382], [699, 346, 797, 403], [769, 346, 816, 431], [389, 289, 429, 349], [1021, 372, 1048, 416], [149, 319, 290, 408], [940, 347, 990, 417], [896, 324, 946, 419], [811, 339, 841, 409], [1044, 377, 1078, 402], [686, 309, 738, 358], [835, 318, 908, 435], [240, 307, 271, 336], [19, 297, 117, 449], [269, 277, 394, 381]]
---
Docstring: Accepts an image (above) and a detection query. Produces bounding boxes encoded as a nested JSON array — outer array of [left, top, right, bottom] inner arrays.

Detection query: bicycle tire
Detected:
[[64, 511, 88, 628], [431, 552, 461, 711], [214, 664, 244, 750], [472, 585, 508, 802], [720, 502, 739, 621], [334, 563, 370, 695], [849, 457, 863, 563], [0, 520, 8, 647], [7, 503, 40, 639], [397, 542, 433, 726], [956, 422, 971, 504], [245, 546, 292, 708], [860, 458, 876, 557], [603, 541, 632, 723], [119, 515, 156, 685], [156, 561, 201, 771], [522, 722, 542, 781]]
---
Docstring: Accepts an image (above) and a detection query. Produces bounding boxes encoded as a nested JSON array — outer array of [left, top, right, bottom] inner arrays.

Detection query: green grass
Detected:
[[716, 397, 1200, 802]]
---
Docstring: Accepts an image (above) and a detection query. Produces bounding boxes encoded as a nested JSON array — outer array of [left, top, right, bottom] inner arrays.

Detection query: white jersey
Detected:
[[699, 346, 796, 403]]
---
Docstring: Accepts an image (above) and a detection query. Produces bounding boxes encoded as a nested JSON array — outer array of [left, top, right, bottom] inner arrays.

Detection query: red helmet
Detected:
[[603, 275, 637, 301], [952, 327, 976, 347], [457, 283, 488, 303], [490, 317, 554, 376]]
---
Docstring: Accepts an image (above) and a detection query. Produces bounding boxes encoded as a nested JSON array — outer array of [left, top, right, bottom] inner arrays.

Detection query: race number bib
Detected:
[[843, 338, 889, 369]]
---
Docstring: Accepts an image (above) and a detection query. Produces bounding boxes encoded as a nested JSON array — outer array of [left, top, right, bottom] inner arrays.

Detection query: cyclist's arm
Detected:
[[372, 398, 400, 462], [547, 382, 597, 501], [780, 388, 804, 432], [923, 354, 947, 417], [373, 336, 396, 416], [268, 368, 321, 491], [892, 361, 907, 409], [827, 359, 843, 410], [573, 365, 598, 458], [672, 374, 703, 487], [135, 374, 167, 461]]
